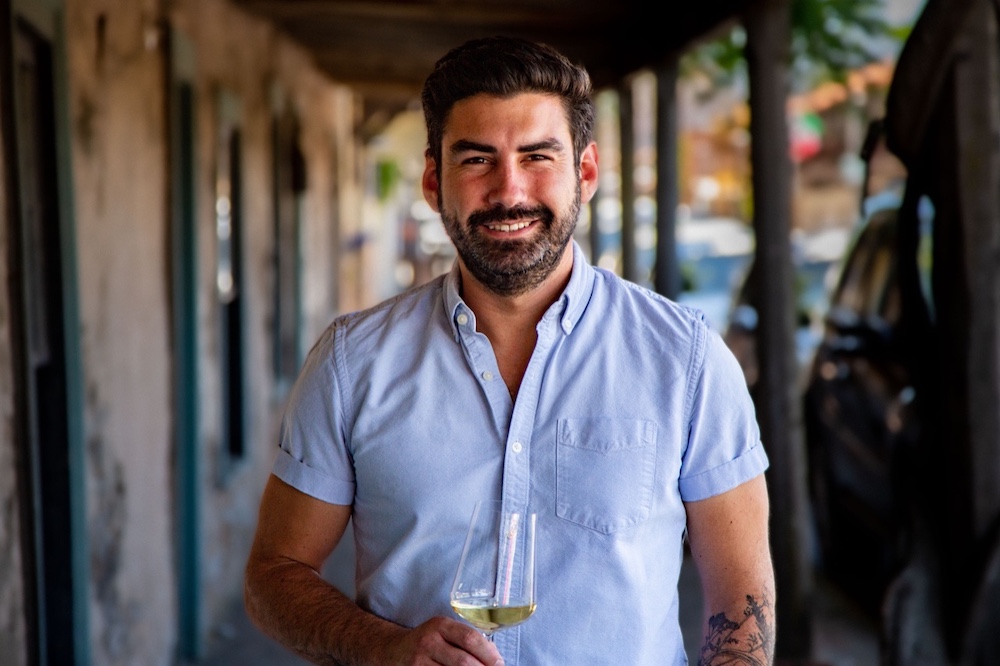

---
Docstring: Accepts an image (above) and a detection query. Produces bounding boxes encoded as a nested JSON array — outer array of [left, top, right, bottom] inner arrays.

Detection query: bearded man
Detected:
[[245, 36, 775, 666]]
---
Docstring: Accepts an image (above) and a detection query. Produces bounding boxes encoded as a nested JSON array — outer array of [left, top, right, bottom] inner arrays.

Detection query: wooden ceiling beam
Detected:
[[237, 0, 618, 26], [230, 0, 752, 130]]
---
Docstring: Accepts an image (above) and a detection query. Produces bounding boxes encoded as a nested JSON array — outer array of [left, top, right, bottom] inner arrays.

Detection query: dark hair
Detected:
[[421, 36, 595, 168]]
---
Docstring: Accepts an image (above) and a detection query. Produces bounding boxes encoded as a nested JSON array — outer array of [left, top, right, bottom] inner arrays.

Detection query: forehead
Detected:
[[442, 92, 572, 145]]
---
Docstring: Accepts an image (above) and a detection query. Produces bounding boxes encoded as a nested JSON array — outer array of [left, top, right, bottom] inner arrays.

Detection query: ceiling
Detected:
[[234, 0, 750, 134]]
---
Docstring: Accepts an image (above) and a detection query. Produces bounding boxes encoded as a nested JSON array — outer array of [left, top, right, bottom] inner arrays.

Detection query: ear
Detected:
[[421, 151, 441, 213], [578, 142, 599, 204]]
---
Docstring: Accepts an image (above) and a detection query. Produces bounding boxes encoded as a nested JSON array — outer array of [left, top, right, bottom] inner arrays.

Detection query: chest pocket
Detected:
[[556, 418, 657, 534]]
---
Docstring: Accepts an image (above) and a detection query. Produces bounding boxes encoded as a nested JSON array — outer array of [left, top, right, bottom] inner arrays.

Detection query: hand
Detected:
[[374, 616, 504, 666]]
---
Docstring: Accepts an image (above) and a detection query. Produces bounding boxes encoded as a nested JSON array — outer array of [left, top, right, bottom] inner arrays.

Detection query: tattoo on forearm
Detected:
[[698, 592, 774, 666]]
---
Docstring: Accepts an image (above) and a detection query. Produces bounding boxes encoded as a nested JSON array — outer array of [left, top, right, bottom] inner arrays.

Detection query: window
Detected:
[[271, 95, 304, 391], [215, 89, 246, 469]]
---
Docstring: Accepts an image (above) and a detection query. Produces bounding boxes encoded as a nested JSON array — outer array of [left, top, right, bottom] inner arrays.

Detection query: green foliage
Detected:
[[681, 0, 910, 93], [376, 159, 401, 202], [679, 28, 746, 92]]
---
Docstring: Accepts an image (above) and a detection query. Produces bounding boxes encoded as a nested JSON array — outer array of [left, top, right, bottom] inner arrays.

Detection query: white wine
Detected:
[[451, 600, 537, 634]]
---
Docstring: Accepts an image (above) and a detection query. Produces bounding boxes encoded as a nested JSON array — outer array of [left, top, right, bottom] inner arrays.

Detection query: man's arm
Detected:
[[244, 474, 503, 666], [684, 473, 776, 666]]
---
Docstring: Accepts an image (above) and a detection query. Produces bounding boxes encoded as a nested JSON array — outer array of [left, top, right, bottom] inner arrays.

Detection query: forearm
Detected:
[[696, 580, 775, 666], [244, 557, 406, 666], [685, 474, 776, 666]]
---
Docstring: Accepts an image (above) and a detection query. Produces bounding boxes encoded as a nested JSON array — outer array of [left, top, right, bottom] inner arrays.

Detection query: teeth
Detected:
[[485, 220, 531, 232]]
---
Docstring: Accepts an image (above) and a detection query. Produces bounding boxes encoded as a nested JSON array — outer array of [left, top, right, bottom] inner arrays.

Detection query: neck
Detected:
[[458, 245, 574, 398], [458, 245, 574, 332]]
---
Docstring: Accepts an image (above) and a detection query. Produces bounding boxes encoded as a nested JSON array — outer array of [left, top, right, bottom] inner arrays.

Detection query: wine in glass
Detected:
[[450, 500, 536, 639]]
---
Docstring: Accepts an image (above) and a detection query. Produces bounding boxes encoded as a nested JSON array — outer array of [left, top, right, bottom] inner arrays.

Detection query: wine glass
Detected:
[[450, 500, 536, 641]]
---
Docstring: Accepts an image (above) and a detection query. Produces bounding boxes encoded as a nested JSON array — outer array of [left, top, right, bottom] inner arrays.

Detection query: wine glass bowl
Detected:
[[450, 500, 536, 638]]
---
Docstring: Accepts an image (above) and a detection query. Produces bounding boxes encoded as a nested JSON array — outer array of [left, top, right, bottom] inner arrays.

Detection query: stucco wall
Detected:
[[60, 0, 360, 663], [170, 0, 359, 644], [66, 0, 175, 661]]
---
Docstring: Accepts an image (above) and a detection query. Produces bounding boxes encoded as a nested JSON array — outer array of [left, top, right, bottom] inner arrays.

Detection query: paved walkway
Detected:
[[195, 545, 878, 665]]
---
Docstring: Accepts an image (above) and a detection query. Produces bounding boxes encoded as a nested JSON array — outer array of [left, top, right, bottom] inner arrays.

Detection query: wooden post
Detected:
[[588, 193, 600, 263], [743, 0, 814, 658], [619, 78, 637, 283], [952, 0, 1000, 555], [927, 0, 1000, 654], [654, 57, 682, 300]]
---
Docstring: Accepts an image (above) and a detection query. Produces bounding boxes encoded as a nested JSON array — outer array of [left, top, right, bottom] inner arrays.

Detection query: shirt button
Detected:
[[512, 441, 523, 453], [456, 313, 469, 326], [481, 371, 494, 381]]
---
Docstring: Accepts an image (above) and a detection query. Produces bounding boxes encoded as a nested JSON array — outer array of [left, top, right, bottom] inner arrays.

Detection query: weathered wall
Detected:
[[169, 0, 359, 644], [66, 0, 175, 661], [0, 61, 27, 666], [61, 0, 361, 663]]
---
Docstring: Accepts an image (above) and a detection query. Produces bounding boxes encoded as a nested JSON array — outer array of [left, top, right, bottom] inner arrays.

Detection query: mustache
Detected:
[[467, 204, 553, 227]]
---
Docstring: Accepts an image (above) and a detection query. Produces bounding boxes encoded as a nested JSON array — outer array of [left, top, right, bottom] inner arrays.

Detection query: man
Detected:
[[245, 36, 775, 666]]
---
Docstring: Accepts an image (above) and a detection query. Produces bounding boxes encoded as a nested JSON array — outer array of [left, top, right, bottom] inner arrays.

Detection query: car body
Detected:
[[801, 192, 934, 613], [722, 227, 848, 389]]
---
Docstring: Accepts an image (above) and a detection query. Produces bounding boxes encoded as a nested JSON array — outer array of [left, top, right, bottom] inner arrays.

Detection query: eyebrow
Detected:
[[448, 138, 566, 155]]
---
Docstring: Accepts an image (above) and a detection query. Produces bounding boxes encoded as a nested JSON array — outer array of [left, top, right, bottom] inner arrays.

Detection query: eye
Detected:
[[462, 156, 490, 165], [525, 153, 551, 162]]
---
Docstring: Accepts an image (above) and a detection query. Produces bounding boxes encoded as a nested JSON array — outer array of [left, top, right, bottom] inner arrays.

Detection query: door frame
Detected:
[[167, 25, 202, 661], [7, 0, 89, 663]]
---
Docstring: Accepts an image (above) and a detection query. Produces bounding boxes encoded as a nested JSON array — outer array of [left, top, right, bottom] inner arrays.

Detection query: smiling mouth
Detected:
[[484, 220, 533, 232]]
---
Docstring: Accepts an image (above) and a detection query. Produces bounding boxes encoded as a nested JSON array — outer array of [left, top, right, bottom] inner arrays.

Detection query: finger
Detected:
[[439, 621, 503, 665]]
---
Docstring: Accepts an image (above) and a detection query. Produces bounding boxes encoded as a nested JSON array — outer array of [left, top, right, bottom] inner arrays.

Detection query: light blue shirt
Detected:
[[275, 241, 768, 665]]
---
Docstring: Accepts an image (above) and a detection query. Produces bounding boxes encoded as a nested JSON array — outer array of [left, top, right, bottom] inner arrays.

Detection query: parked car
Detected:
[[801, 191, 935, 613], [679, 252, 753, 332], [722, 228, 847, 389], [676, 216, 754, 332]]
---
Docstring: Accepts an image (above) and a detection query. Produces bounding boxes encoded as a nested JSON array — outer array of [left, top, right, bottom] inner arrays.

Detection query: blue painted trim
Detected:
[[169, 27, 202, 660], [51, 10, 90, 666]]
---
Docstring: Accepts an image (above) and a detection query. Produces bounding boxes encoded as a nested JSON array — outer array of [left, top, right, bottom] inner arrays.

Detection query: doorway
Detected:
[[5, 4, 87, 663]]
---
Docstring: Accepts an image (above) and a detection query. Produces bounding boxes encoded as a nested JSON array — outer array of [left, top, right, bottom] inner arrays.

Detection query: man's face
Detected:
[[422, 93, 598, 296]]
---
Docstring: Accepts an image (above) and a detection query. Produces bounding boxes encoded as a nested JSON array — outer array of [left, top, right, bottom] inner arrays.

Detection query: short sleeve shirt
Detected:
[[275, 241, 768, 665]]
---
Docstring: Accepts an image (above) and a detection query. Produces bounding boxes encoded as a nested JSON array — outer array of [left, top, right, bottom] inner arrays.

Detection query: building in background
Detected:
[[0, 1, 928, 665], [1, 1, 364, 664]]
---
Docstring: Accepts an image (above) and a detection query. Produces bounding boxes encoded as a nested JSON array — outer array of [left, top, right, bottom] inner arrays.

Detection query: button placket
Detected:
[[455, 306, 512, 436], [494, 314, 563, 666], [500, 313, 560, 510]]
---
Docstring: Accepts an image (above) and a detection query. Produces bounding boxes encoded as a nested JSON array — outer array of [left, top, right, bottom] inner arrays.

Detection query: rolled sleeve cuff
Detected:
[[272, 447, 356, 506], [679, 443, 769, 502]]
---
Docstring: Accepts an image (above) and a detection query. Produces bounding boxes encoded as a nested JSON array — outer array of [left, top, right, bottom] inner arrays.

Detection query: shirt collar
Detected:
[[559, 240, 595, 334], [442, 239, 596, 339], [443, 261, 467, 340]]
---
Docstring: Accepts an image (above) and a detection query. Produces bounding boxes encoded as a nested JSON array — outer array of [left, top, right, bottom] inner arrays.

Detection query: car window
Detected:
[[831, 217, 881, 315], [830, 208, 899, 327], [916, 195, 935, 322], [869, 225, 899, 325]]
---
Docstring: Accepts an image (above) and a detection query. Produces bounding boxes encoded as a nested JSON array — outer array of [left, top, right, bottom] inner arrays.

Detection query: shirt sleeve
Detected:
[[678, 326, 769, 502], [273, 324, 356, 505]]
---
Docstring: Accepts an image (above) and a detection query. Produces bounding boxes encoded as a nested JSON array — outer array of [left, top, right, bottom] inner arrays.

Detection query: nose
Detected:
[[486, 158, 528, 209]]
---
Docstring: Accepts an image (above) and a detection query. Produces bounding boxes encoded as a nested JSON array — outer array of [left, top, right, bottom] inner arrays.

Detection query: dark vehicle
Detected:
[[723, 230, 845, 390], [801, 193, 934, 613]]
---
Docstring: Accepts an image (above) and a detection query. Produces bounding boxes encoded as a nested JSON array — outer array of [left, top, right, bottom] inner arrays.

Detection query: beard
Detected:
[[440, 185, 582, 297]]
